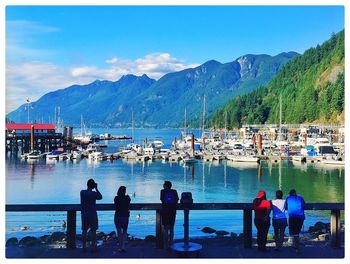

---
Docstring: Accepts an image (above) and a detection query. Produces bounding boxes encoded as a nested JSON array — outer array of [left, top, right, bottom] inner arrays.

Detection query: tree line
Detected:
[[211, 30, 344, 129]]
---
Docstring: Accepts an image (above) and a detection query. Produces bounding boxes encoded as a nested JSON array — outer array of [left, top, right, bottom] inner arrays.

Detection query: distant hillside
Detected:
[[7, 74, 156, 126], [7, 52, 298, 127], [212, 30, 344, 128], [129, 52, 299, 127]]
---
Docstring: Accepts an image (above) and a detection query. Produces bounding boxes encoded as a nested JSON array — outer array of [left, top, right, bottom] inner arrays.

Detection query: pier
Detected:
[[6, 202, 344, 250], [6, 124, 64, 154]]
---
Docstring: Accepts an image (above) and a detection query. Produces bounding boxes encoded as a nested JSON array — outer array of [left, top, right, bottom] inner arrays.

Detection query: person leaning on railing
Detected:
[[160, 181, 179, 251], [253, 190, 271, 252], [285, 189, 305, 253], [271, 190, 288, 251]]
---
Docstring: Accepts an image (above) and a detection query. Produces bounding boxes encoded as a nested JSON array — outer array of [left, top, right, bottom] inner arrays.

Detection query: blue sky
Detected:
[[6, 5, 344, 112]]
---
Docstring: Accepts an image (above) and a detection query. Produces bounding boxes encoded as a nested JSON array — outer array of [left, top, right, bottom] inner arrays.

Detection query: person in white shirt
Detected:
[[271, 190, 288, 250]]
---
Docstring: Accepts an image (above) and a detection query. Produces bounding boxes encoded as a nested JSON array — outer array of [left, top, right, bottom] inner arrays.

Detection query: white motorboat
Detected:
[[27, 150, 42, 159], [203, 154, 214, 162], [124, 151, 139, 160], [143, 146, 155, 156], [181, 154, 198, 164], [321, 159, 345, 166], [292, 155, 307, 163], [46, 150, 65, 160], [321, 155, 345, 166], [88, 151, 106, 161], [72, 150, 83, 159], [213, 153, 225, 161], [152, 140, 164, 150], [85, 143, 102, 154], [73, 135, 91, 144], [136, 155, 150, 162], [226, 154, 260, 163], [169, 153, 181, 162]]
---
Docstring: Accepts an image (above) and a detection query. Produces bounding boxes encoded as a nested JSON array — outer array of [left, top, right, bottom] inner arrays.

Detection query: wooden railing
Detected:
[[6, 203, 344, 249]]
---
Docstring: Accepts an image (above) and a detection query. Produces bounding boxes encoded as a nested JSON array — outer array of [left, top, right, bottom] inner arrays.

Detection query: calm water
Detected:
[[6, 129, 345, 240]]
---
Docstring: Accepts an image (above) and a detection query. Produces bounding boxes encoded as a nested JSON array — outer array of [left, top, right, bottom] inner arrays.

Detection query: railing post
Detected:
[[243, 209, 252, 248], [156, 210, 163, 248], [331, 209, 340, 248], [66, 210, 76, 249]]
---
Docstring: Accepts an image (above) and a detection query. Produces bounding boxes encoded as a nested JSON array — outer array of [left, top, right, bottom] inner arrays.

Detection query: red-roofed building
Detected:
[[6, 123, 56, 134]]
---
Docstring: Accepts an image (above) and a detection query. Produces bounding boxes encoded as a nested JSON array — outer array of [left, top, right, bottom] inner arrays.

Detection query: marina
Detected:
[[5, 127, 345, 241], [6, 123, 345, 166]]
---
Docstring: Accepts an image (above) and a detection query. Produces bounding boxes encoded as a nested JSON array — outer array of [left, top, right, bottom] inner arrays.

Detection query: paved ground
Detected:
[[6, 237, 344, 259]]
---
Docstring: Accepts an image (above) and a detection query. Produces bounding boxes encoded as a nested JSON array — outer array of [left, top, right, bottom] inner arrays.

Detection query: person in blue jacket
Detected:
[[285, 189, 305, 252], [160, 181, 179, 250]]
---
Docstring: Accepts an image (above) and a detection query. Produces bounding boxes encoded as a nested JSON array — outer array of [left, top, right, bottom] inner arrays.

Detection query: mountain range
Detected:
[[212, 30, 344, 128], [7, 52, 299, 128]]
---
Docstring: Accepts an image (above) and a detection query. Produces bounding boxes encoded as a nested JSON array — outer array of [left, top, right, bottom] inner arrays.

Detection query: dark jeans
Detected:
[[254, 218, 270, 249], [273, 218, 288, 248], [289, 217, 304, 235]]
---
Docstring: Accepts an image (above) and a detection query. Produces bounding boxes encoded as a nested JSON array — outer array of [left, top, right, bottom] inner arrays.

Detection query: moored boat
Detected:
[[71, 150, 83, 159], [226, 154, 260, 163], [27, 150, 42, 159], [321, 159, 345, 166], [182, 156, 198, 164], [46, 150, 65, 160], [292, 155, 307, 163]]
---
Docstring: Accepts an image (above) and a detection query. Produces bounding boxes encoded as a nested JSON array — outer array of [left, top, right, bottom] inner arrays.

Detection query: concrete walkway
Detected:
[[6, 237, 344, 258]]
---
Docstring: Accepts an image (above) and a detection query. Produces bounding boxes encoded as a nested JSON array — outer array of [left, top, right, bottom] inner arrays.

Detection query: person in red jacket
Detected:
[[253, 190, 271, 251]]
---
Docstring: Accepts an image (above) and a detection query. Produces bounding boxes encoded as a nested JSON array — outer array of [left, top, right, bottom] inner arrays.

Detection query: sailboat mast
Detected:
[[57, 106, 61, 132], [54, 107, 56, 126], [279, 94, 282, 141], [184, 108, 187, 138], [80, 115, 83, 136], [202, 95, 206, 138], [132, 109, 134, 143], [224, 111, 227, 138]]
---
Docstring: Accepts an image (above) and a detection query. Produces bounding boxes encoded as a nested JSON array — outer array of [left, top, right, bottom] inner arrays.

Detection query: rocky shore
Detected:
[[6, 221, 344, 258]]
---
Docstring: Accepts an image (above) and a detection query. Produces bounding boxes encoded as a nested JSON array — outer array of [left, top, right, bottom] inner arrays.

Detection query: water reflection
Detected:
[[291, 160, 308, 172], [202, 161, 205, 192], [224, 161, 227, 188], [227, 160, 259, 170], [258, 164, 262, 183], [278, 161, 282, 190], [6, 158, 344, 204], [29, 162, 36, 187], [6, 158, 344, 240]]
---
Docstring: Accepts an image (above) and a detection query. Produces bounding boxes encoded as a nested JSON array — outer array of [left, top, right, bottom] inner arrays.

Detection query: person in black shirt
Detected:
[[160, 181, 179, 250], [114, 186, 131, 253], [80, 179, 103, 251]]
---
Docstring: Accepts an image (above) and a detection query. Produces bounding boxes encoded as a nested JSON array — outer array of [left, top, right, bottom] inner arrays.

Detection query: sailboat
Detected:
[[181, 133, 198, 164], [74, 115, 92, 143], [176, 108, 192, 150], [270, 95, 288, 161]]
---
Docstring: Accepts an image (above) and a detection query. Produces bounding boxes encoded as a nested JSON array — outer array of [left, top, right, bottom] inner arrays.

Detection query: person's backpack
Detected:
[[164, 190, 176, 205]]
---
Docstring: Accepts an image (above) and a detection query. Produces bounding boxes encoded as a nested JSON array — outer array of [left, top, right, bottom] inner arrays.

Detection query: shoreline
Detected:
[[6, 221, 345, 258]]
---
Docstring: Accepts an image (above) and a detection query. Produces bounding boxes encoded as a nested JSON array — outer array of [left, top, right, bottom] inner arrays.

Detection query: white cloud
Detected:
[[6, 53, 199, 113], [71, 66, 99, 77], [134, 53, 198, 79], [105, 57, 118, 64], [70, 53, 199, 80], [6, 19, 199, 113], [6, 62, 74, 112]]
